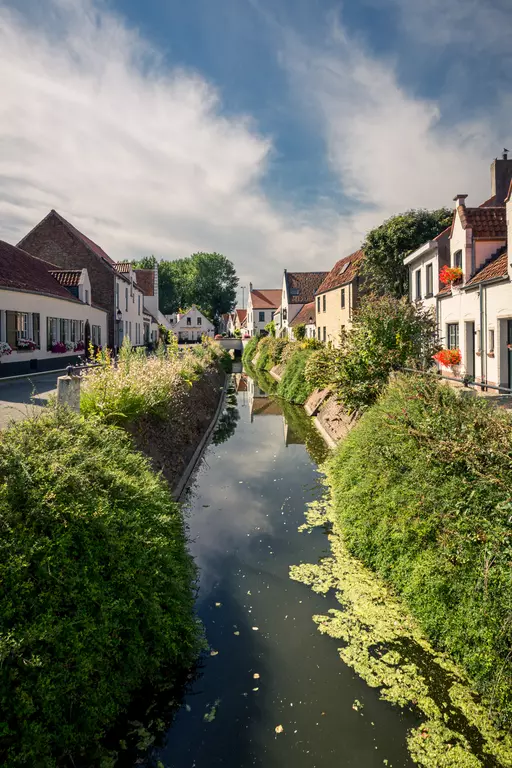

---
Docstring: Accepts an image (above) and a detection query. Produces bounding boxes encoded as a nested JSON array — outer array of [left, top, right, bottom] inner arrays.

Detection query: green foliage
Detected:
[[362, 208, 452, 298], [332, 294, 437, 412], [158, 252, 238, 321], [304, 346, 337, 391], [131, 255, 158, 269], [265, 320, 276, 338], [233, 328, 242, 339], [242, 336, 259, 366], [0, 409, 200, 767], [252, 336, 288, 371], [277, 349, 315, 404], [294, 323, 306, 341], [327, 375, 512, 728]]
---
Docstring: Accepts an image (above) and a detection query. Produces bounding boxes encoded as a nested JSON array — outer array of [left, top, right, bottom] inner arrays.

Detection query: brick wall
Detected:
[[18, 213, 116, 347]]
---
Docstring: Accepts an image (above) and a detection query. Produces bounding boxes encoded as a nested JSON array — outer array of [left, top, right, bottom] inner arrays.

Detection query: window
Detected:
[[454, 250, 462, 269], [317, 296, 321, 312], [46, 317, 80, 350], [116, 282, 120, 309], [290, 288, 299, 296], [317, 327, 321, 340], [489, 328, 495, 353], [259, 311, 265, 322], [92, 325, 102, 347], [138, 294, 141, 315], [341, 288, 345, 309], [323, 326, 326, 342], [85, 289, 89, 304], [283, 308, 287, 321], [426, 263, 433, 297], [197, 317, 202, 326], [187, 317, 191, 326], [322, 295, 326, 312], [125, 287, 128, 311], [447, 323, 459, 349], [415, 269, 421, 300], [129, 321, 132, 340]]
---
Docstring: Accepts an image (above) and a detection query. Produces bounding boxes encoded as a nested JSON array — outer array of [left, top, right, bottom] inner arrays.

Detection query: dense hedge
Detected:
[[241, 336, 258, 367], [0, 409, 200, 767], [277, 349, 315, 404], [327, 375, 512, 727]]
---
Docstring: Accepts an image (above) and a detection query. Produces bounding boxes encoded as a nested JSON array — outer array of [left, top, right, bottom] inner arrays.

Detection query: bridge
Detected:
[[218, 338, 244, 357]]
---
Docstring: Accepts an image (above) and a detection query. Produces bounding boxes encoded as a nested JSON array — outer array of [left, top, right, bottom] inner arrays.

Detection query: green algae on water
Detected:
[[290, 495, 512, 768]]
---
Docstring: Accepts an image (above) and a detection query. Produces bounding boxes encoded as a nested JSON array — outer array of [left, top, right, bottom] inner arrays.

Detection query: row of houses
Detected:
[[241, 152, 512, 391], [0, 209, 171, 377]]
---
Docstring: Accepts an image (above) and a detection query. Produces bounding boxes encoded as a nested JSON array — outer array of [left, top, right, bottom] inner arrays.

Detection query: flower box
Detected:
[[51, 342, 67, 354], [433, 348, 462, 367], [439, 266, 463, 285], [0, 342, 12, 357], [74, 341, 85, 352], [17, 339, 37, 351]]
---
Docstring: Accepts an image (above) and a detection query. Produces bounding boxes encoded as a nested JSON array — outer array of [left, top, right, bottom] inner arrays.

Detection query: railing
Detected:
[[400, 367, 512, 395], [65, 362, 103, 377]]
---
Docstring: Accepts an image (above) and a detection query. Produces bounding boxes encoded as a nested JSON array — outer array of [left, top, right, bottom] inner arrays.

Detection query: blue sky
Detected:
[[1, 0, 511, 294]]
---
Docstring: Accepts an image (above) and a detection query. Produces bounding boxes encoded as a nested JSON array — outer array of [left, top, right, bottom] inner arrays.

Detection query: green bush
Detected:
[[0, 409, 200, 767], [277, 349, 315, 404], [242, 336, 259, 366], [294, 323, 306, 340], [327, 374, 512, 728], [304, 346, 336, 391]]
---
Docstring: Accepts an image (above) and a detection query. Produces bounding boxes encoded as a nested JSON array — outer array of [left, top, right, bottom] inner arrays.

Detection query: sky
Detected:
[[1, 0, 511, 302]]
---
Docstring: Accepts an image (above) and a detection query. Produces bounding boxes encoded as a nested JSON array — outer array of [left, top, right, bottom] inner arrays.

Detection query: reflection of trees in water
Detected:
[[212, 384, 240, 445]]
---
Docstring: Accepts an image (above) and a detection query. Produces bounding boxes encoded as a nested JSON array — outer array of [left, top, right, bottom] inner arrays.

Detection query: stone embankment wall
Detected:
[[304, 387, 359, 447]]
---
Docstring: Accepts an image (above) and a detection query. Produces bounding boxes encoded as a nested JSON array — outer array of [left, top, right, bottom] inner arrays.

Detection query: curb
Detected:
[[172, 373, 229, 502]]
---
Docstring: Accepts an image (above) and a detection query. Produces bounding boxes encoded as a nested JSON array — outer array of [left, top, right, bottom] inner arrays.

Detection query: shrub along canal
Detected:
[[142, 371, 419, 768]]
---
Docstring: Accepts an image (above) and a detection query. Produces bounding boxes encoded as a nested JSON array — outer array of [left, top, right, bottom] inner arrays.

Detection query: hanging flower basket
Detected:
[[439, 266, 463, 285], [17, 338, 37, 351], [0, 342, 12, 357], [433, 348, 462, 367]]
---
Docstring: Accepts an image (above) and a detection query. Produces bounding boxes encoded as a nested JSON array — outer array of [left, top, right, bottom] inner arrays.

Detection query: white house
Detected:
[[0, 240, 107, 377], [289, 301, 317, 339], [132, 266, 169, 343], [166, 305, 214, 342], [405, 228, 451, 313], [246, 287, 281, 336], [113, 263, 151, 348], [275, 270, 327, 339]]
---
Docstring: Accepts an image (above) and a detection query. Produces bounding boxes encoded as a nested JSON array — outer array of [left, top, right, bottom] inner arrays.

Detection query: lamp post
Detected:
[[116, 308, 123, 363]]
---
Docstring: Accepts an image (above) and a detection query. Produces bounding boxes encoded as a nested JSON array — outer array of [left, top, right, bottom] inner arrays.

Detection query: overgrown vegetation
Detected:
[[327, 374, 512, 729], [0, 409, 201, 767], [276, 349, 315, 404]]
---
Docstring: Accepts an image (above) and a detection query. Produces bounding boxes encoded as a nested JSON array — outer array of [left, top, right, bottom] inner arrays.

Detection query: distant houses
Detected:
[[166, 305, 215, 342], [246, 286, 281, 336]]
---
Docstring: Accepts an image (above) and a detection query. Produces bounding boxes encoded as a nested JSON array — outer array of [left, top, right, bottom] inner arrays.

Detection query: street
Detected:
[[0, 372, 60, 429]]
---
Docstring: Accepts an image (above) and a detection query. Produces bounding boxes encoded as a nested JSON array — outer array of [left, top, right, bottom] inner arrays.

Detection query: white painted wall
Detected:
[[115, 275, 146, 347], [168, 305, 214, 341], [406, 244, 439, 314], [0, 288, 107, 364]]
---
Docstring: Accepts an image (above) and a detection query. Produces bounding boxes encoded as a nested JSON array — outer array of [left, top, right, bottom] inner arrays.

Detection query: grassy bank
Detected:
[[0, 338, 229, 766], [327, 374, 512, 730], [243, 335, 321, 404]]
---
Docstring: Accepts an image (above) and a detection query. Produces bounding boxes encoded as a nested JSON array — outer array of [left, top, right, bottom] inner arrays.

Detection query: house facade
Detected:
[[166, 305, 214, 341], [0, 240, 107, 377], [18, 210, 143, 349], [405, 230, 450, 313], [314, 251, 364, 345], [289, 301, 316, 339], [276, 270, 328, 339], [246, 286, 281, 336], [112, 263, 151, 348]]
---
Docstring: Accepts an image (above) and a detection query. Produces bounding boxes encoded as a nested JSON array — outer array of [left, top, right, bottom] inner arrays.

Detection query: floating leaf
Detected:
[[275, 724, 284, 734]]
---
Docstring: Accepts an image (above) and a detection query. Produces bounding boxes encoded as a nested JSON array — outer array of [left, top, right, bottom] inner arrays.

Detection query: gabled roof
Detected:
[[457, 206, 507, 239], [465, 249, 509, 288], [235, 308, 247, 325], [250, 289, 281, 309], [316, 251, 364, 295], [134, 268, 155, 297], [143, 306, 158, 323], [114, 262, 131, 273], [49, 269, 82, 287], [290, 301, 316, 327], [50, 210, 117, 265], [285, 272, 328, 304], [0, 240, 82, 302]]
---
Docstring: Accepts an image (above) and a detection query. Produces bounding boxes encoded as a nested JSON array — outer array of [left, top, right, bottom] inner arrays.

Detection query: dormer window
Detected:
[[290, 288, 299, 296], [339, 263, 349, 275]]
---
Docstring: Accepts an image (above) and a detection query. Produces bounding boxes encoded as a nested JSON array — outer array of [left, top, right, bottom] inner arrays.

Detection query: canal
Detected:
[[143, 370, 418, 768]]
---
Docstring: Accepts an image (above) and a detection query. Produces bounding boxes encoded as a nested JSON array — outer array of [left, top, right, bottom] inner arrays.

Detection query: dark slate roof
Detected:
[[0, 241, 81, 302], [135, 269, 156, 297], [316, 250, 364, 295], [285, 271, 328, 304], [290, 301, 316, 327], [49, 269, 82, 287], [465, 249, 509, 287], [458, 206, 507, 239], [250, 289, 281, 309]]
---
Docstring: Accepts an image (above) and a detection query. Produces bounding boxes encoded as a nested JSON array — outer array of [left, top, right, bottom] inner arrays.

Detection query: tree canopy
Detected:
[[362, 208, 452, 298], [157, 252, 238, 321], [132, 255, 158, 269]]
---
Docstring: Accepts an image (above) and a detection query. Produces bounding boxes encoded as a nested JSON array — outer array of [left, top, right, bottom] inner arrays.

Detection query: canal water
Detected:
[[147, 371, 418, 768]]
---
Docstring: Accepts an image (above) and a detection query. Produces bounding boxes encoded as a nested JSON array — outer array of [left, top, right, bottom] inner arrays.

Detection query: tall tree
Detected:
[[132, 255, 158, 269], [362, 209, 452, 298]]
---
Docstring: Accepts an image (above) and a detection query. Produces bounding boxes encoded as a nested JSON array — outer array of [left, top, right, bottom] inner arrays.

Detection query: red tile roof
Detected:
[[316, 250, 364, 295], [49, 269, 82, 287], [285, 272, 328, 304], [0, 241, 81, 302], [458, 206, 507, 239], [236, 308, 247, 325], [114, 262, 131, 273], [465, 251, 509, 287], [250, 289, 281, 309], [134, 268, 155, 296], [290, 301, 316, 327]]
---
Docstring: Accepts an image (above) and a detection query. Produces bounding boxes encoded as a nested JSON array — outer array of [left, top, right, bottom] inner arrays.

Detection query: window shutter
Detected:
[[32, 314, 40, 348], [6, 311, 17, 348]]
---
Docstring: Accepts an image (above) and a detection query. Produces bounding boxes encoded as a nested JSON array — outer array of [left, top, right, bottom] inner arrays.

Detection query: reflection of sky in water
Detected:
[[153, 376, 416, 768]]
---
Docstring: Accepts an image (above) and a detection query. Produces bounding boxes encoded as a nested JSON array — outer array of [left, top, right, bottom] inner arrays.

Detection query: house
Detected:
[[246, 286, 281, 336], [219, 313, 231, 335], [166, 305, 214, 342], [289, 301, 316, 339], [18, 210, 144, 350], [314, 251, 364, 344], [276, 270, 328, 339], [0, 240, 107, 377], [227, 308, 247, 336], [131, 266, 169, 343], [404, 230, 451, 313]]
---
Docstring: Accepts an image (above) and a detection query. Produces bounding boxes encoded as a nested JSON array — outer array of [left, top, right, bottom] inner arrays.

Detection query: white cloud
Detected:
[[0, 0, 342, 290]]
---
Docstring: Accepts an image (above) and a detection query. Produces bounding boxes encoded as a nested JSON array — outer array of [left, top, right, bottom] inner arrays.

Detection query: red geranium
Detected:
[[433, 348, 462, 367], [439, 266, 463, 285]]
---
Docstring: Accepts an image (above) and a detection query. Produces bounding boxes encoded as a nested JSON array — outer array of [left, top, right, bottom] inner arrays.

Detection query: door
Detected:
[[508, 320, 512, 389], [84, 321, 91, 355], [465, 322, 475, 380]]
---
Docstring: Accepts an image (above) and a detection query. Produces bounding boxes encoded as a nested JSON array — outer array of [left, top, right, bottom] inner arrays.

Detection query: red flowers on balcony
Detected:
[[433, 348, 462, 367], [439, 266, 463, 285]]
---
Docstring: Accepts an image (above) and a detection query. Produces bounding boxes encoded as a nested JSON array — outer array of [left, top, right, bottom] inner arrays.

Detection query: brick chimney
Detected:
[[491, 150, 512, 205], [453, 194, 468, 207]]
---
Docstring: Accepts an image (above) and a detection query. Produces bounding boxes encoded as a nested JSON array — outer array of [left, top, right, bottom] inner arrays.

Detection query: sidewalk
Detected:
[[0, 371, 60, 429]]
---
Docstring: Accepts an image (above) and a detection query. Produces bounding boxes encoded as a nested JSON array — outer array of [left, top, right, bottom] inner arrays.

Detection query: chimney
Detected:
[[453, 194, 468, 207], [249, 282, 253, 292], [491, 150, 512, 204]]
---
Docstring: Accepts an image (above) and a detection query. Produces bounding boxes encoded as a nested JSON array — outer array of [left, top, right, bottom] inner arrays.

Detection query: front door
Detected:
[[465, 322, 475, 380], [508, 320, 512, 389]]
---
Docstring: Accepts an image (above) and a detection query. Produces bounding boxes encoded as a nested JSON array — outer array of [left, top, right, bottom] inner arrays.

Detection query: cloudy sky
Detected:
[[1, 0, 511, 299]]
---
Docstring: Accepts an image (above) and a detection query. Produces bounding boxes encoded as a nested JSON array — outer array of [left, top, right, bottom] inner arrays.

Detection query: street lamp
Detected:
[[116, 308, 123, 360]]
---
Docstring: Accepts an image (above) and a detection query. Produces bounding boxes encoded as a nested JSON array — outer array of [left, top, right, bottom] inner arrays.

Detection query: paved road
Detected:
[[0, 372, 60, 429]]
